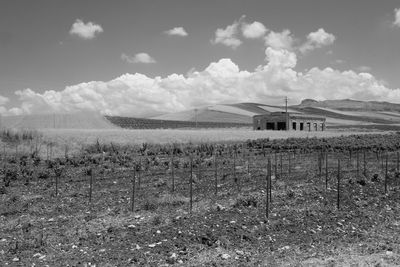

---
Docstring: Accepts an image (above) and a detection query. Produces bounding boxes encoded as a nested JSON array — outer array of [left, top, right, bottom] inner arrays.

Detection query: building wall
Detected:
[[253, 115, 325, 131]]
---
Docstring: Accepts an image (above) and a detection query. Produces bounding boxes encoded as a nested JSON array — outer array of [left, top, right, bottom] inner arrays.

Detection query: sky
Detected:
[[1, 0, 400, 116]]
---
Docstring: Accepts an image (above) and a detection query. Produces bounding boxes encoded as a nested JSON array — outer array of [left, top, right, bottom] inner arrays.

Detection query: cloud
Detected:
[[0, 95, 9, 106], [121, 53, 156, 64], [69, 19, 103, 39], [242, 21, 267, 39], [357, 65, 372, 72], [212, 17, 244, 49], [8, 44, 400, 117], [300, 28, 335, 53], [333, 59, 345, 64], [264, 30, 295, 50], [394, 8, 400, 27], [164, 27, 188, 36]]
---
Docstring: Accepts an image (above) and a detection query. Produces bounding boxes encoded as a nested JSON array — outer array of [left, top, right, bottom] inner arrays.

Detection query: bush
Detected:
[[142, 199, 158, 211], [234, 195, 258, 208]]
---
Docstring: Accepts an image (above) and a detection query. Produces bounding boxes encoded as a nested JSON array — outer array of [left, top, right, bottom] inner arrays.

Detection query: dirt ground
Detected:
[[1, 150, 400, 266]]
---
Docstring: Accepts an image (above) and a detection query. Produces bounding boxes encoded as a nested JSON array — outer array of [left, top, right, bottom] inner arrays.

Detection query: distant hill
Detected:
[[146, 100, 400, 129], [298, 99, 400, 111], [1, 112, 116, 129], [3, 99, 400, 130]]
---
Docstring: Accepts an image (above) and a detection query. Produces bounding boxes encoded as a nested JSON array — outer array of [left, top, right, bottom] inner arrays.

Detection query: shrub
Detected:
[[142, 198, 158, 211]]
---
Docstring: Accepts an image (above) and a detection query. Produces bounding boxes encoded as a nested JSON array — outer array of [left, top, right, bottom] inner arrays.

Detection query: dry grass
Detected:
[[0, 127, 390, 158]]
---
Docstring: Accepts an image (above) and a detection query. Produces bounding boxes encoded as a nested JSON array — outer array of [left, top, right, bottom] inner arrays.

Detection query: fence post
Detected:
[[89, 168, 93, 204], [385, 153, 388, 194], [349, 150, 352, 167], [138, 159, 141, 191], [131, 166, 136, 212], [268, 157, 272, 204], [266, 158, 270, 219], [318, 152, 322, 176], [363, 150, 367, 177], [337, 159, 340, 210], [325, 151, 328, 190], [171, 153, 174, 193], [280, 153, 283, 178], [233, 149, 237, 186], [214, 154, 218, 196], [356, 150, 359, 179], [288, 152, 291, 179], [274, 151, 277, 178], [55, 173, 59, 197], [190, 157, 193, 214], [397, 151, 399, 172]]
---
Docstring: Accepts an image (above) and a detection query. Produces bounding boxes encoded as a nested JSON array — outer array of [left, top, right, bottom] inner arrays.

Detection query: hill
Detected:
[[146, 100, 400, 129], [1, 112, 116, 129], [3, 99, 400, 130]]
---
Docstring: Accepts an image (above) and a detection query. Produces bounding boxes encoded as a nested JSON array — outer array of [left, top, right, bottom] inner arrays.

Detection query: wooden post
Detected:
[[266, 158, 270, 219], [363, 150, 367, 177], [233, 149, 237, 186], [280, 153, 283, 178], [268, 157, 272, 203], [137, 159, 141, 191], [337, 159, 340, 210], [288, 152, 291, 178], [190, 157, 193, 214], [385, 154, 388, 194], [214, 154, 218, 195], [89, 168, 93, 203], [55, 173, 59, 197], [274, 151, 277, 178], [131, 167, 136, 212], [318, 152, 322, 176], [349, 150, 352, 167], [356, 150, 359, 179], [325, 152, 328, 190], [247, 155, 250, 175], [171, 154, 174, 193], [397, 151, 399, 172]]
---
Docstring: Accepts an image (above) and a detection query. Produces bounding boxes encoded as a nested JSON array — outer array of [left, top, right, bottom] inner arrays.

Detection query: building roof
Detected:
[[253, 112, 326, 120]]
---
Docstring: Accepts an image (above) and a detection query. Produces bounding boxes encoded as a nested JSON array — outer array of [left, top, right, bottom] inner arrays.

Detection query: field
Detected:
[[1, 132, 400, 265], [36, 128, 387, 158]]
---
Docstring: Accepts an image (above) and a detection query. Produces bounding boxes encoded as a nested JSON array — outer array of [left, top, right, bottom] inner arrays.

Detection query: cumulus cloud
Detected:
[[0, 95, 9, 106], [164, 27, 188, 36], [357, 65, 372, 72], [264, 30, 295, 50], [8, 44, 400, 117], [69, 19, 103, 39], [300, 28, 335, 53], [394, 8, 400, 27], [121, 53, 156, 64], [212, 17, 244, 49], [242, 21, 267, 39]]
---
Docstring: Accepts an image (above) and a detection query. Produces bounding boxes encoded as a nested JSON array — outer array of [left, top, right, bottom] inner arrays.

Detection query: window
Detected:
[[292, 122, 297, 130], [307, 122, 311, 131], [277, 122, 286, 130], [321, 123, 324, 131], [300, 122, 304, 131], [266, 122, 275, 130], [314, 123, 318, 131]]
